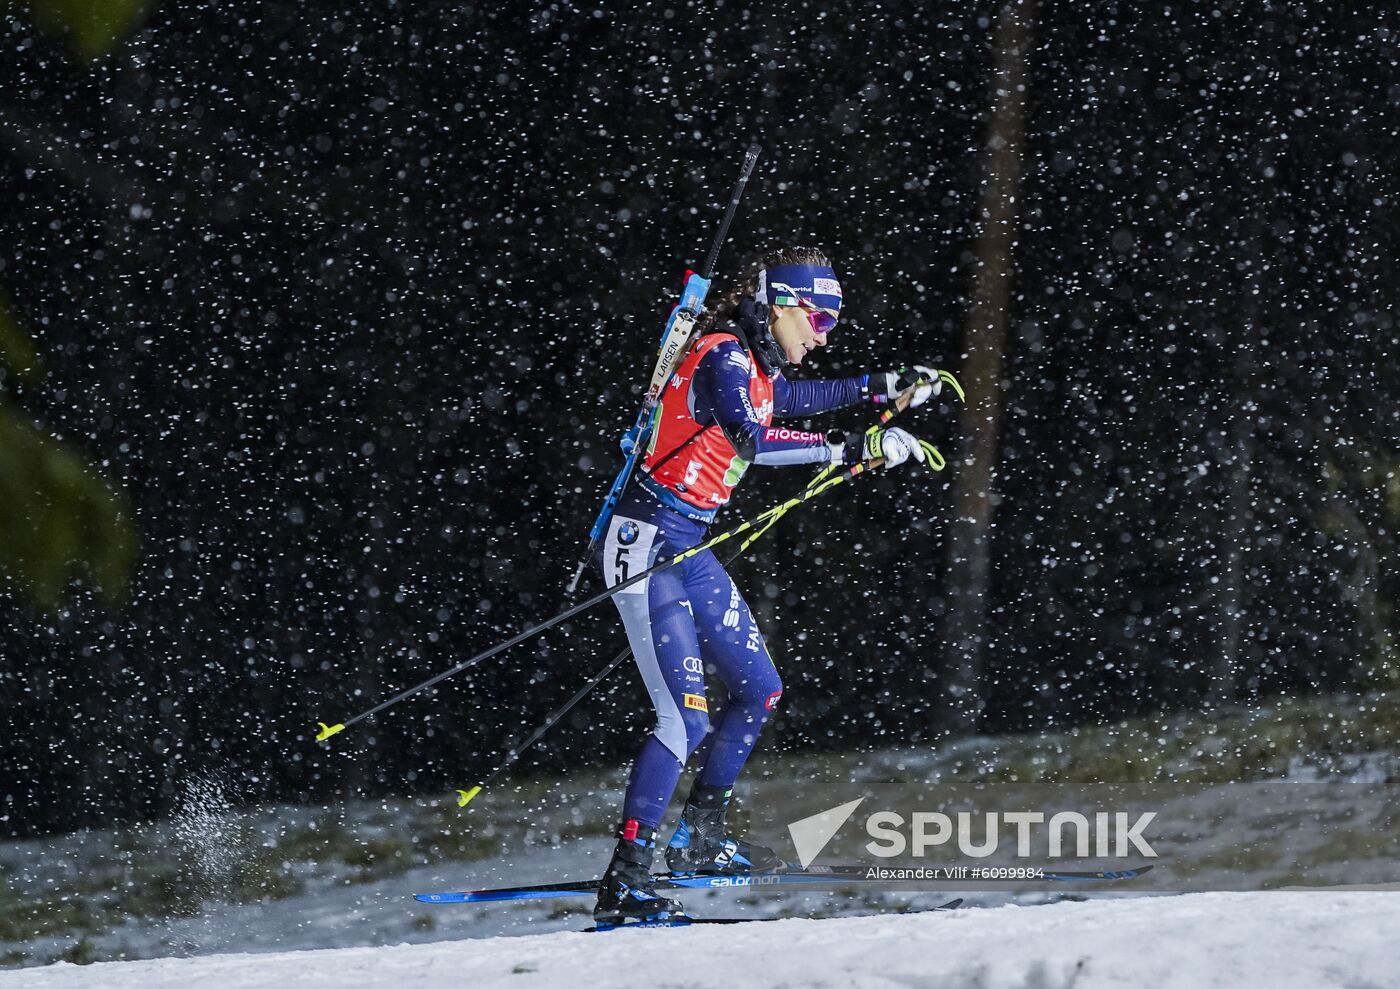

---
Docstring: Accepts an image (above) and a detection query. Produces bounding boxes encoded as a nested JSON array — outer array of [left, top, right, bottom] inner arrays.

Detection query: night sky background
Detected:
[[1, 0, 1396, 838]]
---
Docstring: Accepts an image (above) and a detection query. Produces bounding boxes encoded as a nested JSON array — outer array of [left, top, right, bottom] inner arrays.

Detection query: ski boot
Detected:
[[665, 783, 782, 875], [594, 819, 686, 925]]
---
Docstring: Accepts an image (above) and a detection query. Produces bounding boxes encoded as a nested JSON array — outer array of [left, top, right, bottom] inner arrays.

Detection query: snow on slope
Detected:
[[3, 890, 1395, 989]]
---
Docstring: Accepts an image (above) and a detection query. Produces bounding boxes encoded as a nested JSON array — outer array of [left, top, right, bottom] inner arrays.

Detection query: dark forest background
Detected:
[[1, 0, 1396, 839]]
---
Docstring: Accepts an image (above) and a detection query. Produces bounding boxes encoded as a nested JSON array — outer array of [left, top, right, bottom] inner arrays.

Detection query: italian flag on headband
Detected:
[[756, 262, 843, 315]]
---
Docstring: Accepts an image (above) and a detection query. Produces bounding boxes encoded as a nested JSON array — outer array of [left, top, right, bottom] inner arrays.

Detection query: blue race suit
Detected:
[[599, 305, 868, 829]]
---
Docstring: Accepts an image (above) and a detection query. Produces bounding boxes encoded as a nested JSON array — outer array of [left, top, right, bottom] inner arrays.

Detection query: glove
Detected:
[[866, 366, 942, 408], [832, 427, 927, 470]]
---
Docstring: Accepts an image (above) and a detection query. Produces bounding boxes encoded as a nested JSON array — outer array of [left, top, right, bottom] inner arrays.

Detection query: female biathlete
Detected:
[[594, 246, 940, 924]]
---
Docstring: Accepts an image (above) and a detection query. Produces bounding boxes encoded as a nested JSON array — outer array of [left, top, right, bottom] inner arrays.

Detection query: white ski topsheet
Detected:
[[4, 890, 1396, 989]]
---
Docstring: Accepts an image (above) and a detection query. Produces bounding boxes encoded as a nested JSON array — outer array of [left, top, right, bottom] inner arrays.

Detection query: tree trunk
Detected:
[[1211, 380, 1254, 705], [942, 0, 1036, 734]]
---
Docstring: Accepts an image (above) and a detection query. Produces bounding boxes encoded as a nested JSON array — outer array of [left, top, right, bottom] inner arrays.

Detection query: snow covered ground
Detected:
[[4, 743, 1398, 971], [3, 890, 1396, 989]]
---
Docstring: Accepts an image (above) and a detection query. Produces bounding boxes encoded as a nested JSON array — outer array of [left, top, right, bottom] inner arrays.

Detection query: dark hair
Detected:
[[698, 245, 832, 331]]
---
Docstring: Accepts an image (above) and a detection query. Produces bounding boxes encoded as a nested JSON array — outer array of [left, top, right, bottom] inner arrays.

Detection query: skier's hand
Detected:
[[866, 366, 942, 408], [841, 427, 926, 470]]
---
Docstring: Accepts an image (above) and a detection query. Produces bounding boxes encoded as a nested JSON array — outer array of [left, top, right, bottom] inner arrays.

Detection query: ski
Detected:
[[414, 864, 1152, 903], [584, 898, 965, 932]]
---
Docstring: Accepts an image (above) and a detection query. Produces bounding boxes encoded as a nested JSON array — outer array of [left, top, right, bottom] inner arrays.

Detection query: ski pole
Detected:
[[316, 372, 963, 743], [566, 144, 763, 596], [316, 447, 877, 743], [452, 455, 954, 809], [451, 376, 961, 806], [455, 641, 634, 808]]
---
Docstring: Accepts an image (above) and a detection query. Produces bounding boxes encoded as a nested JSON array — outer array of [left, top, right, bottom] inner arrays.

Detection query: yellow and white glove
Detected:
[[829, 427, 927, 470]]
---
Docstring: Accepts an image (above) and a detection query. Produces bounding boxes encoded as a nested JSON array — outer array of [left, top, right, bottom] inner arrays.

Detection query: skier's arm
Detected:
[[693, 343, 839, 465], [771, 365, 944, 416], [770, 372, 867, 417]]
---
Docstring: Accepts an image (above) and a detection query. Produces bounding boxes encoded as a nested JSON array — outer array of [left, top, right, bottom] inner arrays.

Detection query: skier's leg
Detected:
[[595, 511, 708, 920], [612, 562, 710, 829], [665, 549, 783, 873], [688, 553, 782, 790]]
